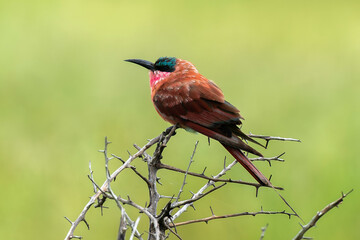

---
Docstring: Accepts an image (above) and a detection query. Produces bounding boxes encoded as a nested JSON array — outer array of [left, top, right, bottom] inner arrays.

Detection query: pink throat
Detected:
[[149, 71, 171, 88]]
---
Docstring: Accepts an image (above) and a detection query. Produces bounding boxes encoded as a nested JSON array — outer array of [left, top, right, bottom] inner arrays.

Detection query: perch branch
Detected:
[[147, 125, 178, 240]]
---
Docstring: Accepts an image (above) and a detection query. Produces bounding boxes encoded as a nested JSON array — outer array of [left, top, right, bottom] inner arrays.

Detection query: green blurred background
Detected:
[[0, 0, 359, 239]]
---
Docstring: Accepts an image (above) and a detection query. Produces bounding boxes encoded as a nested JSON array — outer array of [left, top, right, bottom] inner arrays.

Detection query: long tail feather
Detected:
[[222, 145, 271, 186], [184, 121, 270, 185]]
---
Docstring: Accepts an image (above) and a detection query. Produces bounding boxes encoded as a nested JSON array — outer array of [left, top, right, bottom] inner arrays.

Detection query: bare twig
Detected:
[[293, 189, 353, 240], [250, 152, 286, 167], [117, 209, 127, 240], [88, 141, 143, 239], [130, 217, 141, 240], [259, 224, 269, 240], [89, 161, 96, 193], [170, 210, 295, 227], [248, 133, 300, 148], [157, 162, 283, 190], [164, 223, 183, 240], [113, 152, 151, 187], [249, 134, 301, 142], [175, 141, 199, 203], [116, 194, 162, 240], [171, 183, 227, 209], [170, 159, 251, 222]]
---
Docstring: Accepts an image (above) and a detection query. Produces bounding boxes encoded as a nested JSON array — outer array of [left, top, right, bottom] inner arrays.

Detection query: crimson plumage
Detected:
[[126, 57, 271, 186]]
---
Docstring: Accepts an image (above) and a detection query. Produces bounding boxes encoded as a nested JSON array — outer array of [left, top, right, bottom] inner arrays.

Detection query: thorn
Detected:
[[208, 137, 211, 146], [255, 187, 259, 197], [267, 160, 272, 167], [299, 222, 304, 229], [64, 216, 73, 225], [201, 167, 207, 175], [156, 177, 162, 185], [210, 206, 215, 216], [269, 175, 272, 181], [114, 155, 125, 163], [265, 140, 269, 149], [82, 218, 90, 230]]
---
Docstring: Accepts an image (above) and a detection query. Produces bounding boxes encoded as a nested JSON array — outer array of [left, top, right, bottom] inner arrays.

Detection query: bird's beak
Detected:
[[125, 59, 155, 71]]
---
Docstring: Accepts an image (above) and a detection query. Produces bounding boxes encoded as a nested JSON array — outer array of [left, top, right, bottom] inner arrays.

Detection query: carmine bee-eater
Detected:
[[125, 57, 271, 186]]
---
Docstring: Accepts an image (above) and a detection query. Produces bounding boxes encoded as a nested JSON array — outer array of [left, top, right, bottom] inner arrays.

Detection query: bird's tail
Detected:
[[180, 122, 302, 219], [223, 144, 303, 221], [222, 145, 271, 186], [184, 121, 270, 185]]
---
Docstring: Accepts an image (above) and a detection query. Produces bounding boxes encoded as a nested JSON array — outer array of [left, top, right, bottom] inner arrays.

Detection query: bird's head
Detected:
[[125, 57, 198, 88]]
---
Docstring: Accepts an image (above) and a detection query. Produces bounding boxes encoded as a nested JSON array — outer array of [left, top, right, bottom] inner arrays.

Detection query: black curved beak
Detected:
[[125, 59, 155, 71]]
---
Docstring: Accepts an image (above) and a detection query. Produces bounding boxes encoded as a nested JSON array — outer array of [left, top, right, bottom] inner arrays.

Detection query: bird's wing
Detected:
[[153, 78, 242, 128], [153, 78, 263, 156]]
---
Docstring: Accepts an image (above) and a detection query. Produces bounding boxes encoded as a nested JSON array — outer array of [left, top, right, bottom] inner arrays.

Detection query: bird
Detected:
[[125, 57, 271, 186]]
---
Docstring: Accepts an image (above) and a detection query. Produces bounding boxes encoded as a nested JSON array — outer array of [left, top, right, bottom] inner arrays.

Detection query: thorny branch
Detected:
[[248, 133, 301, 149], [175, 141, 199, 203], [293, 190, 353, 240], [170, 210, 295, 227], [156, 162, 284, 190], [250, 152, 285, 167], [64, 126, 351, 240]]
